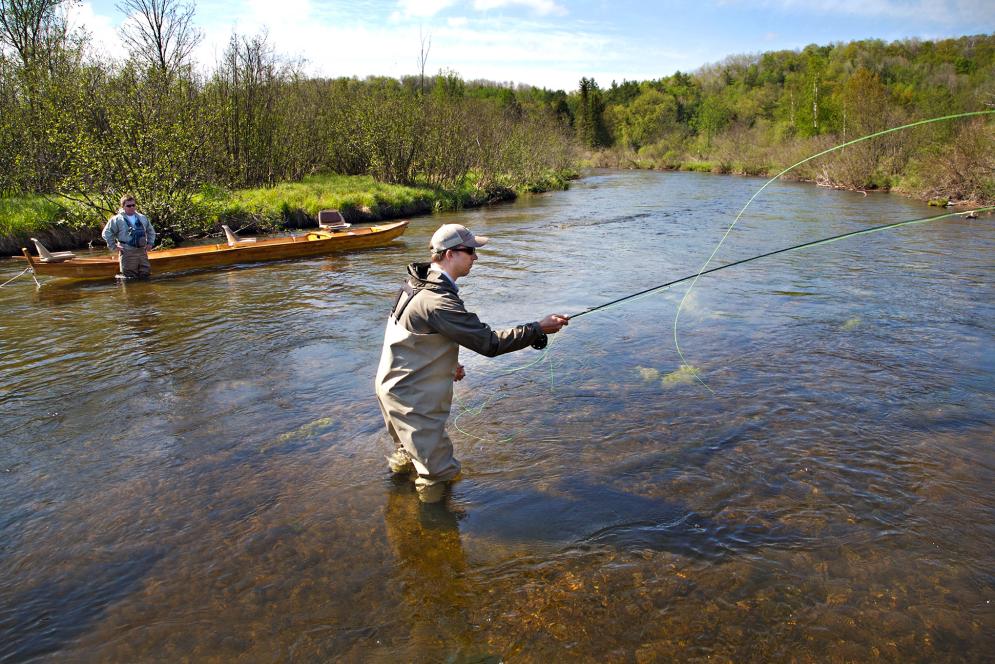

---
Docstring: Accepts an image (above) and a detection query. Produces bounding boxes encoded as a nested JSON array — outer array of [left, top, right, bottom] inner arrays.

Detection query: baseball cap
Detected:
[[430, 224, 489, 251]]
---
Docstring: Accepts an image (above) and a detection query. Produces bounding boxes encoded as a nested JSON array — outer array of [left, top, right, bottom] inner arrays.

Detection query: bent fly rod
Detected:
[[567, 207, 992, 321]]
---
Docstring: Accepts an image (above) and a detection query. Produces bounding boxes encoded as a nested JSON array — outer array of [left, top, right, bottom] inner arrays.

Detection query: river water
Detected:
[[1, 170, 992, 662]]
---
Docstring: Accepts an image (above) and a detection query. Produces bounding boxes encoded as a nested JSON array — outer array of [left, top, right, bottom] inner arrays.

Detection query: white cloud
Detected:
[[186, 0, 615, 89], [396, 0, 458, 18], [241, 0, 316, 33], [67, 1, 127, 62], [70, 0, 691, 90], [472, 0, 567, 16]]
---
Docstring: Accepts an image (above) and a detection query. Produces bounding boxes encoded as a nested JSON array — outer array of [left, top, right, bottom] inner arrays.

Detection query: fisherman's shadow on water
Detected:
[[450, 477, 805, 562], [384, 415, 807, 564], [376, 458, 811, 662]]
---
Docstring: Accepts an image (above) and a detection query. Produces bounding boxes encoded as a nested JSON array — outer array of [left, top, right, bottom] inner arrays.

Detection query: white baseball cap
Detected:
[[430, 224, 489, 251]]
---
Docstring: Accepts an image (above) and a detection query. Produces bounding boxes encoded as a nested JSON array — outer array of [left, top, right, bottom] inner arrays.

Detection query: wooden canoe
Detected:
[[19, 221, 409, 280]]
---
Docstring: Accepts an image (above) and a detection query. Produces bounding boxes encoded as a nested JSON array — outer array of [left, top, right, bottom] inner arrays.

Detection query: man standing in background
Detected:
[[102, 194, 155, 279]]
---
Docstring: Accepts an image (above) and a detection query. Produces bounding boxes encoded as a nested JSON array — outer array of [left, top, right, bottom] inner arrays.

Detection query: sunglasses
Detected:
[[124, 203, 136, 208], [450, 246, 475, 255]]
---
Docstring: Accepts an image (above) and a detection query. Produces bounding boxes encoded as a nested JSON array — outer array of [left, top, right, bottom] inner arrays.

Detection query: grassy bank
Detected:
[[202, 173, 519, 231], [1, 171, 574, 255], [582, 124, 994, 207], [0, 196, 66, 238]]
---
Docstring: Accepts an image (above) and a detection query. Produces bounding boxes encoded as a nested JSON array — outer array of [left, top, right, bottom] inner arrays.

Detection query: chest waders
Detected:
[[375, 280, 462, 485]]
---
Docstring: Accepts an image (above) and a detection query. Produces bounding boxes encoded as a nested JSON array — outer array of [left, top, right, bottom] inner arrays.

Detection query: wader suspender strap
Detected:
[[390, 280, 417, 321], [127, 216, 147, 247]]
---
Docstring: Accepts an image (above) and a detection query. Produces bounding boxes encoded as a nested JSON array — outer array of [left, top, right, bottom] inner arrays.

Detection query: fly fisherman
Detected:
[[375, 224, 569, 503], [102, 194, 155, 279]]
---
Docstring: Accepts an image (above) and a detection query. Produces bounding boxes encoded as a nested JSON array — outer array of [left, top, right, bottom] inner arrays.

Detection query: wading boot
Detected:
[[386, 448, 415, 474]]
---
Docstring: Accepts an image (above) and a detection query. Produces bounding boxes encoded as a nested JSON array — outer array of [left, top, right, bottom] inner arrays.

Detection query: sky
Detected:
[[72, 0, 995, 91]]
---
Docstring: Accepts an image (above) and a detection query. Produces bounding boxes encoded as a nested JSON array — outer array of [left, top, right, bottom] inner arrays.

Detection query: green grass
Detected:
[[680, 161, 717, 173], [195, 173, 506, 231], [0, 195, 65, 236], [206, 174, 438, 223], [201, 171, 572, 229], [2, 170, 573, 247]]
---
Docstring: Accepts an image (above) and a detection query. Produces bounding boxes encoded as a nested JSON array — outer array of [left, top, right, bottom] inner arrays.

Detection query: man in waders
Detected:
[[102, 194, 155, 279], [375, 224, 568, 503]]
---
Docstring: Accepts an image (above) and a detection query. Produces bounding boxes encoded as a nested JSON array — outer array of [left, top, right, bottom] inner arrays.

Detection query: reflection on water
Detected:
[[1, 170, 993, 661]]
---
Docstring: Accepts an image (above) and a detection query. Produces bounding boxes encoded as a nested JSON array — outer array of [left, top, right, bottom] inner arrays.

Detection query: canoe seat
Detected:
[[222, 225, 257, 247], [31, 238, 77, 263], [318, 209, 351, 231]]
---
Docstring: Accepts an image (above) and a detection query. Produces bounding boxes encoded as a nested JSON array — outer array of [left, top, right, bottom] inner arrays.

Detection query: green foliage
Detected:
[[43, 62, 215, 242], [575, 77, 610, 148], [609, 85, 678, 150], [0, 15, 578, 247], [3, 15, 993, 252], [0, 194, 63, 236], [585, 34, 994, 202]]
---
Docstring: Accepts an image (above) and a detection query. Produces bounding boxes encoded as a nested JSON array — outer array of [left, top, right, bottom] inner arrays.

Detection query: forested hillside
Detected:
[[572, 35, 994, 203]]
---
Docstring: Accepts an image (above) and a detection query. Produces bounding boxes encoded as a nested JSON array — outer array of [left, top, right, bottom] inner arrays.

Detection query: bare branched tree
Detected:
[[0, 0, 72, 69], [116, 0, 202, 75], [417, 28, 430, 95]]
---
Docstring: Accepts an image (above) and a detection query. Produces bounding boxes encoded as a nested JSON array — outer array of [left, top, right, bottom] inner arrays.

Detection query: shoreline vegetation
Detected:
[[582, 153, 989, 208], [3, 160, 982, 258], [2, 0, 991, 257], [0, 171, 575, 256], [570, 35, 993, 207]]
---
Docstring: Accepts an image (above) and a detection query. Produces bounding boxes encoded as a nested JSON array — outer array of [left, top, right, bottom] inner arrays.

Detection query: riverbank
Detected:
[[582, 139, 993, 209], [0, 171, 574, 256]]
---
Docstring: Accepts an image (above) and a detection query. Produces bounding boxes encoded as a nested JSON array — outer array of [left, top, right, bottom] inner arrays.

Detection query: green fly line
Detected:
[[452, 332, 562, 442], [568, 207, 994, 322], [452, 111, 993, 439], [454, 205, 992, 441], [672, 109, 995, 393]]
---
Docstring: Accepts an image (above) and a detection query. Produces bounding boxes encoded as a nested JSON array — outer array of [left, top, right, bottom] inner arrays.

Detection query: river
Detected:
[[1, 170, 992, 662]]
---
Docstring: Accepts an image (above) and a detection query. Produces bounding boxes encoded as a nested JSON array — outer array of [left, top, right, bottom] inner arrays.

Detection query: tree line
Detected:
[[2, 0, 991, 245], [570, 35, 994, 203], [0, 0, 575, 241]]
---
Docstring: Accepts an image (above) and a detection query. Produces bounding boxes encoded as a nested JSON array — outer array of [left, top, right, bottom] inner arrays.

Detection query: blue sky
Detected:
[[73, 1, 995, 90]]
